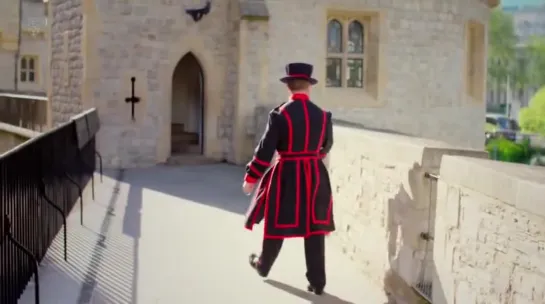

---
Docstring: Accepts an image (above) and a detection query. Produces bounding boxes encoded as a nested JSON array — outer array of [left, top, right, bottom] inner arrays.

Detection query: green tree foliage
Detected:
[[526, 37, 545, 87], [519, 86, 545, 135], [487, 9, 517, 88], [487, 10, 545, 91], [486, 138, 532, 163]]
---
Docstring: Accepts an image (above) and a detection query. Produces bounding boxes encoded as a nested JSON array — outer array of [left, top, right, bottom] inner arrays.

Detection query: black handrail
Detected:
[[0, 108, 101, 304], [2, 214, 40, 304]]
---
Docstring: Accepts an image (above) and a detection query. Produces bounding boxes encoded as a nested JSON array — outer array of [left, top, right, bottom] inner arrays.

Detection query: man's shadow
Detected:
[[265, 279, 354, 304]]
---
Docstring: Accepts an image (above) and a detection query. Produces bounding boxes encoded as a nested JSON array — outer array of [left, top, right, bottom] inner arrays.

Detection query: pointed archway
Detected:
[[170, 52, 205, 156]]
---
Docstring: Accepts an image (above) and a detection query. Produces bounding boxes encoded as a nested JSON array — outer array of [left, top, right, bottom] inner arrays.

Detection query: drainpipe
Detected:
[[14, 0, 23, 92]]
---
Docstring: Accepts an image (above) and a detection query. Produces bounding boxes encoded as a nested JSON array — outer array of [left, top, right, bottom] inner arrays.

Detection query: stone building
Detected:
[[0, 0, 49, 94], [48, 0, 498, 168]]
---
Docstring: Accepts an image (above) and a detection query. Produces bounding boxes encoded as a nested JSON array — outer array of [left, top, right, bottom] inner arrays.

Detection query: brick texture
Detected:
[[49, 0, 84, 125]]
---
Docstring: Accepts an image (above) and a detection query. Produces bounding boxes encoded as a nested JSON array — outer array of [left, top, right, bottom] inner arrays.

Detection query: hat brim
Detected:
[[280, 76, 318, 85]]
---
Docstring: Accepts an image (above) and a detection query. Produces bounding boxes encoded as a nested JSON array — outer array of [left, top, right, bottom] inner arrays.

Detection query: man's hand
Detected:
[[242, 181, 256, 195]]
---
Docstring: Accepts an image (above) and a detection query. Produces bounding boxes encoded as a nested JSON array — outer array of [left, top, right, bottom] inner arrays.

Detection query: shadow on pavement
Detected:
[[103, 163, 249, 216], [265, 279, 354, 304]]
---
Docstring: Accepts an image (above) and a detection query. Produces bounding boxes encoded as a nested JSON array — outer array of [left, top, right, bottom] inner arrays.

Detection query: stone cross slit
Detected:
[[125, 77, 140, 121]]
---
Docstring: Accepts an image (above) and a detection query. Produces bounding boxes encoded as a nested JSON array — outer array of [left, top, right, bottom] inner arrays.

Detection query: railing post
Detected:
[[96, 151, 103, 182], [3, 214, 40, 304], [62, 171, 84, 225], [38, 178, 68, 262]]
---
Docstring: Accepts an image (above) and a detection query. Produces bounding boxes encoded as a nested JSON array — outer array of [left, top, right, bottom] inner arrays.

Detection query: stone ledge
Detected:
[[0, 122, 41, 139], [332, 122, 487, 169], [440, 155, 545, 217]]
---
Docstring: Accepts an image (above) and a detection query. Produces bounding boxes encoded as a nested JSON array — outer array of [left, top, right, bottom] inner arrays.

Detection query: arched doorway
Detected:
[[171, 52, 204, 156]]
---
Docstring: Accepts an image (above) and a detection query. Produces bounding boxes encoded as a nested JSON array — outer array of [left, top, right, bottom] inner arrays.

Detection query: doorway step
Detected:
[[171, 123, 199, 154], [164, 154, 218, 166]]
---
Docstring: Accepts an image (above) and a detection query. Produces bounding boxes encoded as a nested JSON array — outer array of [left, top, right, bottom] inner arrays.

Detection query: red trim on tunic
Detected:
[[252, 157, 270, 167], [282, 111, 293, 151], [312, 111, 330, 224], [318, 111, 327, 152], [303, 101, 310, 151], [244, 174, 257, 183], [263, 231, 330, 239], [290, 93, 309, 101], [248, 163, 261, 177]]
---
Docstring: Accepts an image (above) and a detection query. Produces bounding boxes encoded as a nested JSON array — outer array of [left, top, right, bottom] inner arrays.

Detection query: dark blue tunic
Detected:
[[244, 93, 335, 239]]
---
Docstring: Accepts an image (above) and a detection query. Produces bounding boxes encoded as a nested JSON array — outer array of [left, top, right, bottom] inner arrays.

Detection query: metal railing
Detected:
[[413, 171, 439, 303], [0, 108, 102, 304], [0, 93, 48, 132]]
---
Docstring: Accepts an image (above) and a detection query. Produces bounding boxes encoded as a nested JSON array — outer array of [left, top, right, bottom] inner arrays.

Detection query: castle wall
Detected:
[[49, 0, 492, 167], [257, 0, 490, 150]]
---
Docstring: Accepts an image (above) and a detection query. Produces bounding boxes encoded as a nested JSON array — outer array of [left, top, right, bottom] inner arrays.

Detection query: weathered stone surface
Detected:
[[50, 0, 84, 125], [326, 123, 487, 303], [433, 156, 545, 304]]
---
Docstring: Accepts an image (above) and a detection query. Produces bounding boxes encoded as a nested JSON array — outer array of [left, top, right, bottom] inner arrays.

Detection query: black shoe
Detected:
[[249, 253, 267, 277], [307, 284, 324, 295]]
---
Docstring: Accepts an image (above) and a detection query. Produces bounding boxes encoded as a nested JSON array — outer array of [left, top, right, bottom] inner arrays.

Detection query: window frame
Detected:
[[20, 55, 38, 83], [326, 16, 369, 89]]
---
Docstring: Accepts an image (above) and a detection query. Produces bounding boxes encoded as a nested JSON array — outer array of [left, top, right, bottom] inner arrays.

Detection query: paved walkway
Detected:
[[20, 164, 388, 304]]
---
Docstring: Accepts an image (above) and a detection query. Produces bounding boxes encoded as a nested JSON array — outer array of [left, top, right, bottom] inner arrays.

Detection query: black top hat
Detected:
[[280, 62, 318, 85]]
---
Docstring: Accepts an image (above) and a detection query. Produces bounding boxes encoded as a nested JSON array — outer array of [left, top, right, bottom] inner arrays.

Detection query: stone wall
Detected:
[[0, 122, 40, 154], [71, 0, 240, 167], [46, 0, 494, 168], [433, 156, 545, 304], [326, 121, 487, 302], [49, 0, 84, 125], [261, 0, 490, 150]]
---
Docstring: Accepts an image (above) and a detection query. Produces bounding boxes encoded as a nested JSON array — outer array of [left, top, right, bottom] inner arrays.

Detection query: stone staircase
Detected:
[[171, 123, 199, 154], [168, 123, 217, 166]]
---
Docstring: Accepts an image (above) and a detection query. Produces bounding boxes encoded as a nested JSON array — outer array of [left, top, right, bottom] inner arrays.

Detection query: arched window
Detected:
[[325, 17, 366, 88], [348, 21, 364, 54], [20, 56, 37, 83], [327, 20, 342, 53]]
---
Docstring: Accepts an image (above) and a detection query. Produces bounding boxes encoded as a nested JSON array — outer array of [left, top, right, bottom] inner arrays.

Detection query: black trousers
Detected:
[[257, 234, 326, 289]]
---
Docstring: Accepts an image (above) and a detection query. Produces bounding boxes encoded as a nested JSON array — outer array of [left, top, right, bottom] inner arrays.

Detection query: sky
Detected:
[[502, 0, 545, 8]]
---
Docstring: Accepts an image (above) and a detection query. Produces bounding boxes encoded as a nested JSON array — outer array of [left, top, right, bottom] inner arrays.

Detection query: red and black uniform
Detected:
[[244, 92, 334, 290]]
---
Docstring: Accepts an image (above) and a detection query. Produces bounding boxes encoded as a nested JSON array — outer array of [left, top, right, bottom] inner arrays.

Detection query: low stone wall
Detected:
[[327, 121, 487, 302], [0, 122, 40, 154], [433, 156, 545, 304]]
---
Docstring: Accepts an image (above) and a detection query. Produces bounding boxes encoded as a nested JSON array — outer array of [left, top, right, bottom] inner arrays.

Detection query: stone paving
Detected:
[[19, 164, 388, 304]]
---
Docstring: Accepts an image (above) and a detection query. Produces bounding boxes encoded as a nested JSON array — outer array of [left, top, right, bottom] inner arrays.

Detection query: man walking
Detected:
[[242, 62, 335, 295]]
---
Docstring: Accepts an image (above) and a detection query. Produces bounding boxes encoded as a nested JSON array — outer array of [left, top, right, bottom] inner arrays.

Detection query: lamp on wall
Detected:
[[185, 1, 211, 22]]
